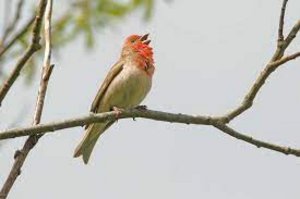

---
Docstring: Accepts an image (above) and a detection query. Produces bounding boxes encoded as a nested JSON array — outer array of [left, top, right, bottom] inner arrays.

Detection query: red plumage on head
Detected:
[[123, 34, 154, 63], [125, 35, 141, 43]]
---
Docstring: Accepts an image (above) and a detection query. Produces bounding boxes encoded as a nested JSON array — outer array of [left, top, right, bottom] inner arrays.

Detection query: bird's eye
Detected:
[[130, 39, 135, 43]]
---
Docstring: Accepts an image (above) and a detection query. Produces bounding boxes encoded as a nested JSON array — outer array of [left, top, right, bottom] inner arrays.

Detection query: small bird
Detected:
[[74, 34, 155, 164]]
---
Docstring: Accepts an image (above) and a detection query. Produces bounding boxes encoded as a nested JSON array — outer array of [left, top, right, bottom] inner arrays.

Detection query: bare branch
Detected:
[[0, 0, 52, 198], [271, 51, 300, 67], [282, 20, 300, 51], [0, 0, 47, 107], [278, 0, 288, 43], [212, 122, 300, 157], [33, 0, 53, 125], [220, 19, 300, 123], [219, 52, 300, 123], [0, 109, 299, 157], [0, 110, 214, 139], [218, 1, 300, 124], [272, 20, 300, 61]]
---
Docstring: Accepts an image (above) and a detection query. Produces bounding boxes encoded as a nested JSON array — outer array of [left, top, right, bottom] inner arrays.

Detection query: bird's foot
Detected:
[[135, 105, 147, 110], [132, 105, 147, 121], [112, 106, 124, 121]]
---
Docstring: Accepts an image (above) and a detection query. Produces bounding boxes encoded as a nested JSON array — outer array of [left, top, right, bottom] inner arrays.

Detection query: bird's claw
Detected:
[[135, 105, 147, 110], [112, 106, 124, 121]]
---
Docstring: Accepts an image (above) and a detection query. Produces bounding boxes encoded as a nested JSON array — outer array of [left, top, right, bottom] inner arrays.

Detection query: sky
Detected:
[[1, 0, 300, 198]]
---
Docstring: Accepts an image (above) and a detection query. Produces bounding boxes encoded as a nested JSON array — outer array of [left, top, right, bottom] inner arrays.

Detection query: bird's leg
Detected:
[[132, 105, 147, 121]]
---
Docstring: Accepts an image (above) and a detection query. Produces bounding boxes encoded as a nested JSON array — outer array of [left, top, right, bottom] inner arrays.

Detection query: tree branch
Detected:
[[0, 108, 299, 157], [271, 51, 300, 66], [0, 109, 214, 139], [283, 20, 300, 47], [278, 0, 288, 43], [272, 20, 300, 62], [33, 0, 53, 125], [0, 0, 52, 198], [220, 16, 300, 122], [212, 122, 300, 157], [0, 0, 47, 107], [219, 51, 300, 123]]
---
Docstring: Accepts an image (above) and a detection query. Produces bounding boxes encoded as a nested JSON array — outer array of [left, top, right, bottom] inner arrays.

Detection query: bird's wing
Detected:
[[90, 60, 124, 113]]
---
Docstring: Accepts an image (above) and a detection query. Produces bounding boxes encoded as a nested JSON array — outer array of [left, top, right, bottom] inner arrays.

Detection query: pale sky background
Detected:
[[1, 0, 300, 198]]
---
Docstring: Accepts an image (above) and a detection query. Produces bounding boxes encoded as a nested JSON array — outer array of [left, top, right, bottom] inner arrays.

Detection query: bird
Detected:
[[73, 34, 155, 164]]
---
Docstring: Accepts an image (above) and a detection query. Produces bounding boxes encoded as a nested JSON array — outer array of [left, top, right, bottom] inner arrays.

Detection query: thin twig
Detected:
[[0, 0, 52, 198], [278, 0, 288, 43], [33, 0, 53, 125], [0, 109, 299, 157], [0, 16, 35, 58], [220, 18, 300, 123], [219, 1, 300, 123], [271, 51, 300, 67], [1, 0, 25, 43], [0, 0, 47, 107], [212, 122, 300, 157], [272, 20, 300, 61], [282, 20, 300, 50]]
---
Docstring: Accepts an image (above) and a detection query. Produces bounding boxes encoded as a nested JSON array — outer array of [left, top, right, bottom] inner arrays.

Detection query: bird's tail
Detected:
[[73, 122, 109, 164]]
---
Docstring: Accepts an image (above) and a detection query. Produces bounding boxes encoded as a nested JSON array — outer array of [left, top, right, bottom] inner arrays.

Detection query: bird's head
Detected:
[[121, 34, 154, 64]]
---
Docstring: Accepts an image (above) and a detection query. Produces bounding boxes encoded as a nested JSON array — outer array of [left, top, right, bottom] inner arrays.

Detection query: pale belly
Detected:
[[99, 64, 152, 112]]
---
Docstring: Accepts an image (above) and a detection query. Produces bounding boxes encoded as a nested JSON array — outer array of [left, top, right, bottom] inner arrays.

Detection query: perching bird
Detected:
[[74, 34, 155, 164]]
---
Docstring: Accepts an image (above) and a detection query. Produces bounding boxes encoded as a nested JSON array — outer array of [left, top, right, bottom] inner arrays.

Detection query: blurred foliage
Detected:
[[0, 0, 155, 84]]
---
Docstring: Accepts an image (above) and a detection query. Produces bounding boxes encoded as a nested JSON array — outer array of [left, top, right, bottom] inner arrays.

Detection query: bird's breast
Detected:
[[99, 63, 152, 111]]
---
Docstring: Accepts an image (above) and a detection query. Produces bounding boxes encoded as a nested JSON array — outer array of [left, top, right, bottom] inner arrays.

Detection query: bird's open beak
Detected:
[[140, 33, 149, 41], [140, 33, 151, 45]]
